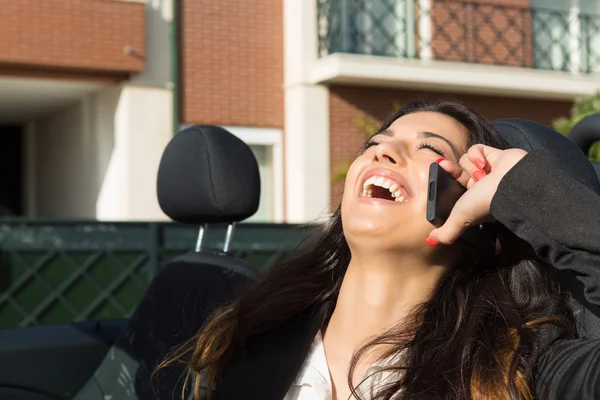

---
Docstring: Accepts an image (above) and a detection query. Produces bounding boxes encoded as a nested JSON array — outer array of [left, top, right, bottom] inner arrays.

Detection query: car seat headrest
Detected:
[[568, 113, 600, 179], [491, 118, 600, 195], [157, 125, 261, 225]]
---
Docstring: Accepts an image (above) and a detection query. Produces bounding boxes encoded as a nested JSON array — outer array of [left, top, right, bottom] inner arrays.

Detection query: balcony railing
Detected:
[[317, 0, 600, 74]]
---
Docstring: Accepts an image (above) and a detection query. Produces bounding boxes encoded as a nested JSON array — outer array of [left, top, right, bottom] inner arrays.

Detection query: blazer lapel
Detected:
[[215, 302, 330, 400]]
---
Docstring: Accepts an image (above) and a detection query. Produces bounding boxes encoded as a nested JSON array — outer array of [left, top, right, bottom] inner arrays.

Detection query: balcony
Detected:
[[312, 0, 600, 98]]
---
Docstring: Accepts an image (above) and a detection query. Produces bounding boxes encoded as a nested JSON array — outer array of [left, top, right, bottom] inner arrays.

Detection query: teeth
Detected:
[[363, 176, 377, 187], [361, 175, 409, 202]]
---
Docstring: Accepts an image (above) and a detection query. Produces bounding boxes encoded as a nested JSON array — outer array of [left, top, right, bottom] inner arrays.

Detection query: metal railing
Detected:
[[317, 0, 600, 74], [0, 220, 310, 328]]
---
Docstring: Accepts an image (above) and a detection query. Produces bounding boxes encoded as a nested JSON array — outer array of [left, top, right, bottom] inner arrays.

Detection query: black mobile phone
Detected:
[[426, 162, 496, 261], [426, 162, 465, 227]]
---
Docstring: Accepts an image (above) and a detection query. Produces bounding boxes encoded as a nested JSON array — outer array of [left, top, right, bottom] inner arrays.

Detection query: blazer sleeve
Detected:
[[490, 149, 600, 399], [490, 148, 600, 310]]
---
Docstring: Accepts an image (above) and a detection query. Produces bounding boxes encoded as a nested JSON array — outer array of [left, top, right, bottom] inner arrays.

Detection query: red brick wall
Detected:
[[429, 0, 533, 68], [0, 0, 145, 75], [181, 0, 283, 128], [329, 85, 572, 205]]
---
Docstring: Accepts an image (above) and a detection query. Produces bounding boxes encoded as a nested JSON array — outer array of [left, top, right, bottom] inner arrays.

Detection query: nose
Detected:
[[373, 141, 401, 165]]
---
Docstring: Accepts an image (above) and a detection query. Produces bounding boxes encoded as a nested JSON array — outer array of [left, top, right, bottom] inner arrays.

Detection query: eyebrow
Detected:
[[418, 131, 461, 160], [375, 129, 461, 160]]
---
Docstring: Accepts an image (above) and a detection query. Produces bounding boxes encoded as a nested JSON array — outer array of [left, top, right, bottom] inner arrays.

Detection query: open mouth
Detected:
[[361, 176, 409, 203]]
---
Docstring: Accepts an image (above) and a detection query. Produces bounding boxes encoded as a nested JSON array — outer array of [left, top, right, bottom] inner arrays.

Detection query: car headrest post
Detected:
[[194, 224, 208, 252], [223, 222, 236, 253]]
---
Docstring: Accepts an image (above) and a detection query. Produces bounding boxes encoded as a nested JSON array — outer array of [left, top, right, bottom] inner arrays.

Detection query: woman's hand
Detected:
[[427, 144, 528, 246]]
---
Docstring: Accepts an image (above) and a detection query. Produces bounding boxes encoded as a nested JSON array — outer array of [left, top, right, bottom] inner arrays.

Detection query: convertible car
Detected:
[[0, 115, 599, 400]]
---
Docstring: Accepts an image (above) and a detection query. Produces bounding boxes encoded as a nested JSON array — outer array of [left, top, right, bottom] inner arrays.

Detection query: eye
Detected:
[[418, 143, 446, 158], [363, 139, 379, 151]]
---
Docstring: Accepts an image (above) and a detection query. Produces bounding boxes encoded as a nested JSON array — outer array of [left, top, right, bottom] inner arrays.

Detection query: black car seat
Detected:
[[568, 112, 600, 178], [74, 125, 262, 400], [491, 118, 600, 339]]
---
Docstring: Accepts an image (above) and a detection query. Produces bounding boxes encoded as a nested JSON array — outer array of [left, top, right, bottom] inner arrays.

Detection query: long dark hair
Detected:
[[157, 100, 577, 399]]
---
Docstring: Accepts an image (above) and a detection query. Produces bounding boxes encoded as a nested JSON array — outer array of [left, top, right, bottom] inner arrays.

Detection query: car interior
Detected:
[[0, 125, 263, 400], [0, 117, 599, 400]]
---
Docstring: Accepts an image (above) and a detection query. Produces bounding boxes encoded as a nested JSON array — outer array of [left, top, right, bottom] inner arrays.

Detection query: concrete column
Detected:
[[96, 84, 173, 221], [284, 0, 331, 223]]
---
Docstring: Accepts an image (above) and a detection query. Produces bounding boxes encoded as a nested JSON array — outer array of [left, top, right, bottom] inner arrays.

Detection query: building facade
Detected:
[[2, 0, 600, 223]]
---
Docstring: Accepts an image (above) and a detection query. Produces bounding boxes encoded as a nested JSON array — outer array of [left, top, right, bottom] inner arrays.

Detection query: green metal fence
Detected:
[[0, 220, 310, 329]]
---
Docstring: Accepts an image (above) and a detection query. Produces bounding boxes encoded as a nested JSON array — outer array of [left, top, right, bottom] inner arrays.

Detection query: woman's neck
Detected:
[[323, 252, 445, 370]]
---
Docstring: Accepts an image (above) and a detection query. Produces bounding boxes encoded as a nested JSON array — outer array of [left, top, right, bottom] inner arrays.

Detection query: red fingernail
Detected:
[[474, 158, 486, 170], [435, 157, 445, 164], [473, 169, 486, 181], [426, 237, 438, 247]]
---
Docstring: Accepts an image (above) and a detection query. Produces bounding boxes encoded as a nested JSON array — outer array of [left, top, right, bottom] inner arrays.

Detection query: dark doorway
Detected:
[[0, 125, 23, 216]]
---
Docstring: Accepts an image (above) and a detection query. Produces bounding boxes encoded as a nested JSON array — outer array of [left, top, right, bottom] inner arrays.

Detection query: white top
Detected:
[[284, 331, 403, 400]]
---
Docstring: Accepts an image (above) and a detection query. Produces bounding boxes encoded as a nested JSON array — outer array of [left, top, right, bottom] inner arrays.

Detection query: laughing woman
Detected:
[[159, 100, 600, 400]]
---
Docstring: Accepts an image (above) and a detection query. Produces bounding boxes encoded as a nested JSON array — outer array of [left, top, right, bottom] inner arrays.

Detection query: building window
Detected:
[[321, 0, 418, 58], [532, 0, 600, 73]]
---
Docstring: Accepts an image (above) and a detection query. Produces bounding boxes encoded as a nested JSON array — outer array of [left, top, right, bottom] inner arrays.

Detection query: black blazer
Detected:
[[491, 150, 600, 400], [212, 304, 330, 400], [209, 149, 600, 400]]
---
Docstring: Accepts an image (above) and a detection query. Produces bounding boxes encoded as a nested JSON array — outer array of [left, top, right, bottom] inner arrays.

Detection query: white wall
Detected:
[[29, 84, 173, 220], [99, 85, 173, 220]]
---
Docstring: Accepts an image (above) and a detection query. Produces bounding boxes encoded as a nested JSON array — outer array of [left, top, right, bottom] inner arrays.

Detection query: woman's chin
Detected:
[[342, 212, 432, 251], [345, 220, 412, 244], [343, 215, 387, 235]]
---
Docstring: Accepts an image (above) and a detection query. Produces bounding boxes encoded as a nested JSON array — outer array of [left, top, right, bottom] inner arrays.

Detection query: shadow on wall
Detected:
[[31, 86, 119, 219]]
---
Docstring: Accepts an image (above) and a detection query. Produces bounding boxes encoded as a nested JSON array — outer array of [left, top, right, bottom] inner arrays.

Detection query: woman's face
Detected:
[[341, 111, 469, 253]]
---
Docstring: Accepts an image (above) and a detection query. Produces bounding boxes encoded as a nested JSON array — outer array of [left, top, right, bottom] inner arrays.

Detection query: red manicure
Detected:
[[435, 157, 445, 164], [472, 169, 486, 181], [426, 237, 439, 247], [474, 158, 486, 170]]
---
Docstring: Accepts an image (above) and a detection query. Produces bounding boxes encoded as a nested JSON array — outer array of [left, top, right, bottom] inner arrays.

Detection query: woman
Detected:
[[159, 100, 583, 399]]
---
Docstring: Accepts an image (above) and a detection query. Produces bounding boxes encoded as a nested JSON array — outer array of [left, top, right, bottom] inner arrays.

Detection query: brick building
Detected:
[[2, 0, 599, 223]]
